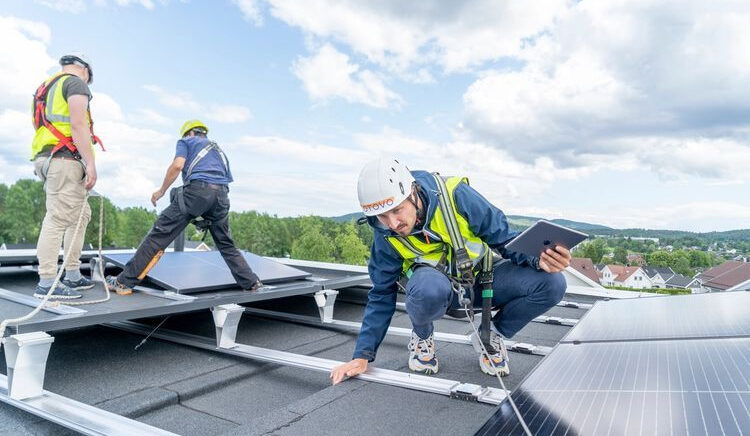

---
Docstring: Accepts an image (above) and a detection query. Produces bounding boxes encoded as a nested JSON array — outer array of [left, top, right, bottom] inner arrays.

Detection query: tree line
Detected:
[[576, 238, 724, 277], [0, 179, 372, 265]]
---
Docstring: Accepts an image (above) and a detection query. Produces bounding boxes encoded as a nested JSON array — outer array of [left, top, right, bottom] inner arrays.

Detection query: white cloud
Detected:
[[264, 0, 568, 75], [0, 17, 56, 108], [292, 44, 402, 108], [232, 0, 263, 25], [206, 105, 252, 124], [143, 84, 201, 112], [460, 0, 750, 184], [143, 85, 253, 124], [33, 0, 87, 13], [132, 108, 172, 126]]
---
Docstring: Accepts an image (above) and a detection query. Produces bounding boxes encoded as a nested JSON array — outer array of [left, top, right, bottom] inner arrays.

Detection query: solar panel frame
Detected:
[[476, 338, 750, 436], [561, 291, 750, 344], [104, 251, 311, 293]]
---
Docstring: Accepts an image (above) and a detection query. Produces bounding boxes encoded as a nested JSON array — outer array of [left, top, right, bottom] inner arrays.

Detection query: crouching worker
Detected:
[[331, 157, 570, 384], [106, 120, 262, 294]]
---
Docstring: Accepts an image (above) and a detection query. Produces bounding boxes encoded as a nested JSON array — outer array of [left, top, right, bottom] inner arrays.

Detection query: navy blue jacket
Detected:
[[352, 171, 537, 361]]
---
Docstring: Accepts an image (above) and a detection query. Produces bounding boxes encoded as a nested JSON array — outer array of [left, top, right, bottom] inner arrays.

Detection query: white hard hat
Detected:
[[357, 157, 415, 216], [60, 52, 93, 84]]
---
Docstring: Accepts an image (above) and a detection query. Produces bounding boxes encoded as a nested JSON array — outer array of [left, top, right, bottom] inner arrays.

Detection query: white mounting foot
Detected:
[[314, 290, 339, 323], [2, 332, 54, 400], [211, 304, 245, 349]]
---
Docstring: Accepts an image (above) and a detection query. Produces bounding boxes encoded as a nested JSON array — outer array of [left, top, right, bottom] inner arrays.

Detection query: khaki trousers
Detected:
[[33, 157, 91, 279]]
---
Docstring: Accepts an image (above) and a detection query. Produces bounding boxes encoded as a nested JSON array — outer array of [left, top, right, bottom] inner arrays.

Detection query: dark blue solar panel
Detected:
[[105, 251, 310, 293], [476, 339, 750, 436], [563, 292, 750, 343]]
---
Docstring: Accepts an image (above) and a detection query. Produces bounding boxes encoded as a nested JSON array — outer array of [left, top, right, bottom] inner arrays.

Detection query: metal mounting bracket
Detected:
[[2, 332, 54, 400], [211, 304, 245, 349], [313, 289, 339, 323]]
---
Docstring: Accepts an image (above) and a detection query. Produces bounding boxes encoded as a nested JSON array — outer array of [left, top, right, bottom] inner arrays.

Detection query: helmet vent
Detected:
[[399, 182, 405, 194]]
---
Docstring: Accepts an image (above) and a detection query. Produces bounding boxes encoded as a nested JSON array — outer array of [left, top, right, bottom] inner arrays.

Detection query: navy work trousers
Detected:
[[405, 261, 566, 339], [117, 182, 259, 289]]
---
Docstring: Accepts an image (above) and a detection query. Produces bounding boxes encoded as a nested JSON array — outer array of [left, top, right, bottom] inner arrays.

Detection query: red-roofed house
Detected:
[[600, 265, 653, 289], [696, 261, 750, 292], [569, 258, 600, 285]]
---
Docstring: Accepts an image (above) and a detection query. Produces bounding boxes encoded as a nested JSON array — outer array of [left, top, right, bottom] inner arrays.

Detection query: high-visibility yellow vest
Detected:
[[30, 73, 91, 160], [385, 175, 489, 276]]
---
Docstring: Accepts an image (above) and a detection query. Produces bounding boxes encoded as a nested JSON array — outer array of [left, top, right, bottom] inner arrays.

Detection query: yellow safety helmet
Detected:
[[179, 119, 209, 137]]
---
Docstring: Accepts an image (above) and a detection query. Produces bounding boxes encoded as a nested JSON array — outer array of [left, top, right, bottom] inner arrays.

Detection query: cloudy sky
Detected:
[[1, 0, 748, 232]]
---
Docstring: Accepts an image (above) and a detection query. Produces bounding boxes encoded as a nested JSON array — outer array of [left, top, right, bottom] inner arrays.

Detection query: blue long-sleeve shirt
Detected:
[[353, 171, 537, 361]]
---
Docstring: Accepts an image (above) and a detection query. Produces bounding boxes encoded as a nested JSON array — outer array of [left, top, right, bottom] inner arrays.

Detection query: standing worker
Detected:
[[32, 53, 103, 300], [331, 157, 570, 383], [105, 120, 263, 294]]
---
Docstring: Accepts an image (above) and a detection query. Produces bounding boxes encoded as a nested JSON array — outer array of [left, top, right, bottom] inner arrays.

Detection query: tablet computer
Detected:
[[504, 220, 588, 258]]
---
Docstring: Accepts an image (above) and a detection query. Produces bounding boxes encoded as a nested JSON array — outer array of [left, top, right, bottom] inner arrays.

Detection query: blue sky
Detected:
[[1, 0, 748, 232]]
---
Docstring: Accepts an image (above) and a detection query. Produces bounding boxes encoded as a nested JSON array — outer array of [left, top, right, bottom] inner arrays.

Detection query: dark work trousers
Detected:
[[405, 261, 566, 339], [116, 181, 259, 289]]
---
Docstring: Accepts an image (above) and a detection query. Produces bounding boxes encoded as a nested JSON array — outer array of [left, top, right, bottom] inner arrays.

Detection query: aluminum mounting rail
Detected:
[[0, 374, 177, 436], [0, 288, 86, 315], [241, 307, 552, 356], [106, 321, 507, 406]]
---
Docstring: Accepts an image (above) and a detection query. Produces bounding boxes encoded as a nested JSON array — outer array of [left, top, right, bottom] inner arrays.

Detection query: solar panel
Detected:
[[104, 251, 311, 293], [563, 292, 750, 343], [476, 338, 750, 436]]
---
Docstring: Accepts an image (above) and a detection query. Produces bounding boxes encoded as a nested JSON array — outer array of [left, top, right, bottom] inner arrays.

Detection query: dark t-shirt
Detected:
[[61, 75, 92, 102]]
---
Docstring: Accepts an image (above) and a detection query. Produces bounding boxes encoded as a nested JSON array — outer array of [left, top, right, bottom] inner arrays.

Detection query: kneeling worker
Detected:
[[331, 158, 570, 383], [106, 120, 262, 293]]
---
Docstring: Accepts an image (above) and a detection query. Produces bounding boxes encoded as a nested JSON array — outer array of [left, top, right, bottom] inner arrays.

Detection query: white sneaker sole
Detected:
[[34, 293, 82, 300], [408, 358, 439, 375], [471, 332, 510, 376]]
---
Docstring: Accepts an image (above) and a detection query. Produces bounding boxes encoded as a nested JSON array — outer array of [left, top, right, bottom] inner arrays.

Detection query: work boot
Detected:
[[105, 276, 133, 295], [62, 276, 95, 291], [407, 331, 439, 374], [34, 283, 82, 300], [471, 329, 510, 377]]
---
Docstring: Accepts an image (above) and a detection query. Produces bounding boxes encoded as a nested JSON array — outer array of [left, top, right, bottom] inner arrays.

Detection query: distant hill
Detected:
[[506, 215, 613, 232], [330, 212, 365, 223], [328, 212, 750, 241]]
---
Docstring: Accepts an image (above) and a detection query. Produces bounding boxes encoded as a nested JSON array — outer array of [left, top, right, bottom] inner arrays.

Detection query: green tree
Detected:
[[291, 221, 335, 262], [647, 250, 672, 267], [3, 179, 45, 243], [579, 239, 607, 263], [334, 222, 369, 265], [613, 246, 628, 264], [84, 196, 120, 248], [118, 207, 156, 248]]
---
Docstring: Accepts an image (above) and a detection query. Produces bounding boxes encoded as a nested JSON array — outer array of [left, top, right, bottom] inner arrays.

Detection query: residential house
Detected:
[[642, 266, 676, 288], [626, 254, 646, 266], [695, 261, 750, 292], [600, 265, 653, 289], [568, 258, 601, 285]]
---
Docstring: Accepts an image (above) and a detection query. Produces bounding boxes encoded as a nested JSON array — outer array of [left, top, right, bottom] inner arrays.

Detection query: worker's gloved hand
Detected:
[[539, 245, 572, 273], [330, 358, 368, 385], [245, 280, 263, 292]]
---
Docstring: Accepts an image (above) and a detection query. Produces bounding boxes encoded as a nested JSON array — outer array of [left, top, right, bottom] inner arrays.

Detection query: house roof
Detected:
[[604, 265, 643, 282], [699, 261, 750, 290], [665, 273, 694, 288], [569, 257, 600, 284], [0, 254, 611, 435], [700, 261, 750, 290]]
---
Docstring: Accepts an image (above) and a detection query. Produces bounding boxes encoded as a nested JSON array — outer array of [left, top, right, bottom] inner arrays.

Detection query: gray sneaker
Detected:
[[62, 276, 95, 291], [34, 283, 82, 300]]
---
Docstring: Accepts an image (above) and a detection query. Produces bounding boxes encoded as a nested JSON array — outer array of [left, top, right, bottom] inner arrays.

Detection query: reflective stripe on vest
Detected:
[[30, 73, 91, 160], [385, 175, 489, 276]]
